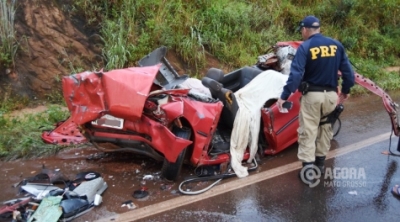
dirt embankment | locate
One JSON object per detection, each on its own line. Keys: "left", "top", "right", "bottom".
{"left": 0, "top": 0, "right": 104, "bottom": 99}
{"left": 0, "top": 1, "right": 226, "bottom": 101}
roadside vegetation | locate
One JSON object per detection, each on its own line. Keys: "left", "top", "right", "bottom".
{"left": 0, "top": 105, "right": 70, "bottom": 160}
{"left": 71, "top": 0, "right": 400, "bottom": 92}
{"left": 0, "top": 0, "right": 17, "bottom": 71}
{"left": 0, "top": 0, "right": 399, "bottom": 159}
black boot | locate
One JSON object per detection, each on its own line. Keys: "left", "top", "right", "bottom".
{"left": 315, "top": 156, "right": 326, "bottom": 175}
{"left": 299, "top": 162, "right": 315, "bottom": 184}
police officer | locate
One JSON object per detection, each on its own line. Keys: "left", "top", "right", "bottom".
{"left": 277, "top": 15, "right": 355, "bottom": 183}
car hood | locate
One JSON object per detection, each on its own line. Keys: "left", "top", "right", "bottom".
{"left": 62, "top": 64, "right": 161, "bottom": 124}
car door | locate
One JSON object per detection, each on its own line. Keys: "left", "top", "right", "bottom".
{"left": 261, "top": 91, "right": 302, "bottom": 154}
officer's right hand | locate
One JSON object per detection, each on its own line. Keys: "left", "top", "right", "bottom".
{"left": 339, "top": 93, "right": 349, "bottom": 103}
{"left": 277, "top": 98, "right": 286, "bottom": 111}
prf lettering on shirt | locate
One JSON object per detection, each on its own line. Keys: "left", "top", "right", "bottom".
{"left": 309, "top": 45, "right": 337, "bottom": 60}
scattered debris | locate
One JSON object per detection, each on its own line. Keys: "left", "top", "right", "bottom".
{"left": 94, "top": 194, "right": 103, "bottom": 206}
{"left": 86, "top": 152, "right": 108, "bottom": 160}
{"left": 74, "top": 171, "right": 101, "bottom": 182}
{"left": 28, "top": 196, "right": 63, "bottom": 222}
{"left": 0, "top": 168, "right": 108, "bottom": 222}
{"left": 160, "top": 184, "right": 173, "bottom": 191}
{"left": 20, "top": 184, "right": 60, "bottom": 200}
{"left": 121, "top": 200, "right": 137, "bottom": 210}
{"left": 132, "top": 187, "right": 149, "bottom": 199}
{"left": 0, "top": 197, "right": 31, "bottom": 215}
{"left": 143, "top": 175, "right": 154, "bottom": 180}
{"left": 13, "top": 210, "right": 22, "bottom": 221}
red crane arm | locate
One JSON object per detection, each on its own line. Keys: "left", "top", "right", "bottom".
{"left": 353, "top": 72, "right": 400, "bottom": 136}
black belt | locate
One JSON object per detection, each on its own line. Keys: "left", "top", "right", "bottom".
{"left": 308, "top": 85, "right": 336, "bottom": 92}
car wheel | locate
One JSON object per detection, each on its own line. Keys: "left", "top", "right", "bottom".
{"left": 332, "top": 118, "right": 341, "bottom": 137}
{"left": 161, "top": 127, "right": 191, "bottom": 181}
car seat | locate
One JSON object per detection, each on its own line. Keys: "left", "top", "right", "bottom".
{"left": 220, "top": 66, "right": 264, "bottom": 92}
{"left": 202, "top": 69, "right": 239, "bottom": 128}
{"left": 138, "top": 46, "right": 188, "bottom": 89}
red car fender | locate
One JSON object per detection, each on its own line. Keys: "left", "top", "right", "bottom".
{"left": 183, "top": 99, "right": 223, "bottom": 165}
{"left": 160, "top": 96, "right": 223, "bottom": 165}
{"left": 160, "top": 98, "right": 185, "bottom": 122}
{"left": 126, "top": 93, "right": 223, "bottom": 164}
{"left": 122, "top": 115, "right": 193, "bottom": 163}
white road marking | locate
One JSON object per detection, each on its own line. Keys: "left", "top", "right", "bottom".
{"left": 96, "top": 131, "right": 392, "bottom": 222}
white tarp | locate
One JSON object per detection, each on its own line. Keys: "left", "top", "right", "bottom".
{"left": 179, "top": 78, "right": 212, "bottom": 97}
{"left": 230, "top": 70, "right": 289, "bottom": 178}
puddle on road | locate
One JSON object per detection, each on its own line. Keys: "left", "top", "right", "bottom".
{"left": 0, "top": 146, "right": 196, "bottom": 221}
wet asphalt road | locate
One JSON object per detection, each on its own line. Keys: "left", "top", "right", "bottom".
{"left": 142, "top": 140, "right": 400, "bottom": 222}
{"left": 137, "top": 90, "right": 400, "bottom": 222}
{"left": 1, "top": 90, "right": 400, "bottom": 222}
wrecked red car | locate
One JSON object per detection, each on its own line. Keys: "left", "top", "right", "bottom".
{"left": 42, "top": 42, "right": 400, "bottom": 181}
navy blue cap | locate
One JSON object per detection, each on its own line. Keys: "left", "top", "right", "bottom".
{"left": 296, "top": 16, "right": 320, "bottom": 31}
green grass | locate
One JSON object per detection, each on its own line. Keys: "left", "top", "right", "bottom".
{"left": 70, "top": 0, "right": 400, "bottom": 78}
{"left": 0, "top": 0, "right": 18, "bottom": 69}
{"left": 0, "top": 105, "right": 75, "bottom": 160}
{"left": 0, "top": 91, "right": 30, "bottom": 113}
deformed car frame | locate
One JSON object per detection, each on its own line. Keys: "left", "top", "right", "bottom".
{"left": 42, "top": 41, "right": 400, "bottom": 181}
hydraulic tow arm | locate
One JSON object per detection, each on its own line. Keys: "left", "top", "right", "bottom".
{"left": 354, "top": 72, "right": 400, "bottom": 136}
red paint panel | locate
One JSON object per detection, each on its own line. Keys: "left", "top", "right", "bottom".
{"left": 62, "top": 71, "right": 106, "bottom": 124}
{"left": 261, "top": 92, "right": 301, "bottom": 154}
{"left": 41, "top": 118, "right": 86, "bottom": 144}
{"left": 102, "top": 65, "right": 161, "bottom": 120}
{"left": 179, "top": 98, "right": 223, "bottom": 165}
{"left": 276, "top": 41, "right": 302, "bottom": 49}
{"left": 161, "top": 99, "right": 184, "bottom": 122}
{"left": 122, "top": 115, "right": 192, "bottom": 162}
{"left": 62, "top": 65, "right": 161, "bottom": 125}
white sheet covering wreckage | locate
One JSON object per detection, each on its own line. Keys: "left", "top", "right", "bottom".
{"left": 230, "top": 70, "right": 289, "bottom": 178}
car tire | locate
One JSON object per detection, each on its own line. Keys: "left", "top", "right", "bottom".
{"left": 161, "top": 127, "right": 191, "bottom": 181}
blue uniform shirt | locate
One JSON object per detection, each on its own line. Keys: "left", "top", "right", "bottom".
{"left": 280, "top": 33, "right": 355, "bottom": 100}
